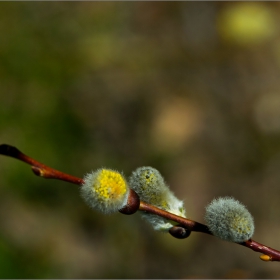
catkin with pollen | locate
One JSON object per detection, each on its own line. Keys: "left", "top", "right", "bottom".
{"left": 128, "top": 166, "right": 186, "bottom": 231}
{"left": 81, "top": 168, "right": 129, "bottom": 214}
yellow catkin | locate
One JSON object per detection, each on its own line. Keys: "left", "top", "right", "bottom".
{"left": 81, "top": 168, "right": 129, "bottom": 214}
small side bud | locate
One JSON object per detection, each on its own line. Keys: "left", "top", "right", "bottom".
{"left": 205, "top": 197, "right": 255, "bottom": 243}
{"left": 119, "top": 189, "right": 140, "bottom": 215}
{"left": 81, "top": 168, "right": 129, "bottom": 214}
{"left": 31, "top": 166, "right": 43, "bottom": 177}
{"left": 169, "top": 225, "right": 191, "bottom": 239}
{"left": 129, "top": 166, "right": 186, "bottom": 231}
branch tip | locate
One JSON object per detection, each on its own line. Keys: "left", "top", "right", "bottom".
{"left": 0, "top": 144, "right": 20, "bottom": 157}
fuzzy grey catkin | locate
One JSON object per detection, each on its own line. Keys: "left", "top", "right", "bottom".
{"left": 128, "top": 166, "right": 186, "bottom": 231}
{"left": 205, "top": 197, "right": 254, "bottom": 243}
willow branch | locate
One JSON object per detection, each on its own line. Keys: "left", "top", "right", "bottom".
{"left": 139, "top": 201, "right": 211, "bottom": 234}
{"left": 0, "top": 144, "right": 279, "bottom": 262}
{"left": 0, "top": 144, "right": 83, "bottom": 185}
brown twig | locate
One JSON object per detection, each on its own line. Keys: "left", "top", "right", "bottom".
{"left": 0, "top": 144, "right": 83, "bottom": 185}
{"left": 242, "top": 240, "right": 280, "bottom": 262}
{"left": 139, "top": 201, "right": 212, "bottom": 234}
{"left": 0, "top": 143, "right": 280, "bottom": 262}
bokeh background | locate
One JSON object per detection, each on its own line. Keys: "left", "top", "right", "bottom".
{"left": 1, "top": 2, "right": 280, "bottom": 278}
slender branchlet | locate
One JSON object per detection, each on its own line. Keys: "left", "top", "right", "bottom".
{"left": 0, "top": 144, "right": 83, "bottom": 185}
{"left": 1, "top": 144, "right": 280, "bottom": 262}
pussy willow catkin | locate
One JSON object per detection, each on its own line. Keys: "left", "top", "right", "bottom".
{"left": 81, "top": 169, "right": 129, "bottom": 214}
{"left": 129, "top": 166, "right": 186, "bottom": 231}
{"left": 205, "top": 197, "right": 254, "bottom": 242}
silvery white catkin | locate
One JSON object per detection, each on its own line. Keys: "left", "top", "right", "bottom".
{"left": 205, "top": 197, "right": 254, "bottom": 243}
{"left": 128, "top": 166, "right": 186, "bottom": 231}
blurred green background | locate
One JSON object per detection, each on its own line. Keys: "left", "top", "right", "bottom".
{"left": 1, "top": 2, "right": 280, "bottom": 278}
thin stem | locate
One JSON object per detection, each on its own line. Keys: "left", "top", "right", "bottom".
{"left": 1, "top": 143, "right": 280, "bottom": 262}
{"left": 0, "top": 144, "right": 83, "bottom": 185}
{"left": 139, "top": 201, "right": 212, "bottom": 234}
{"left": 139, "top": 201, "right": 280, "bottom": 262}
{"left": 242, "top": 239, "right": 280, "bottom": 262}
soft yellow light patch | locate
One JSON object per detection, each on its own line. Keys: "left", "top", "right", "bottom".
{"left": 218, "top": 3, "right": 276, "bottom": 45}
